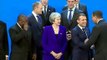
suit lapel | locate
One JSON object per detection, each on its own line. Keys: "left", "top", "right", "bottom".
{"left": 31, "top": 14, "right": 42, "bottom": 30}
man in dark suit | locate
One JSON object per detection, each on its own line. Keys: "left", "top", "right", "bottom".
{"left": 28, "top": 1, "right": 43, "bottom": 60}
{"left": 62, "top": 0, "right": 88, "bottom": 26}
{"left": 0, "top": 20, "right": 8, "bottom": 60}
{"left": 71, "top": 13, "right": 91, "bottom": 60}
{"left": 61, "top": 0, "right": 82, "bottom": 59}
{"left": 9, "top": 14, "right": 32, "bottom": 60}
{"left": 84, "top": 11, "right": 107, "bottom": 60}
{"left": 40, "top": 0, "right": 56, "bottom": 26}
{"left": 74, "top": 0, "right": 88, "bottom": 26}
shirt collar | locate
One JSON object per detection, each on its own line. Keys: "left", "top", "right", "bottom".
{"left": 17, "top": 23, "right": 23, "bottom": 30}
{"left": 78, "top": 24, "right": 85, "bottom": 30}
{"left": 97, "top": 18, "right": 103, "bottom": 24}
{"left": 32, "top": 11, "right": 38, "bottom": 17}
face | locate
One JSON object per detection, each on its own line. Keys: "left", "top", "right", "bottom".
{"left": 34, "top": 4, "right": 43, "bottom": 14}
{"left": 77, "top": 16, "right": 87, "bottom": 27}
{"left": 53, "top": 17, "right": 61, "bottom": 26}
{"left": 41, "top": 0, "right": 48, "bottom": 6}
{"left": 92, "top": 15, "right": 97, "bottom": 24}
{"left": 67, "top": 0, "right": 75, "bottom": 9}
{"left": 19, "top": 19, "right": 27, "bottom": 27}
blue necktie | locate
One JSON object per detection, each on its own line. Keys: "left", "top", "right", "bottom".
{"left": 82, "top": 28, "right": 88, "bottom": 38}
{"left": 68, "top": 10, "right": 72, "bottom": 24}
{"left": 37, "top": 15, "right": 42, "bottom": 25}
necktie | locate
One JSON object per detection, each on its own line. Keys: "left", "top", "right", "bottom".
{"left": 44, "top": 6, "right": 47, "bottom": 15}
{"left": 82, "top": 28, "right": 88, "bottom": 38}
{"left": 37, "top": 15, "right": 42, "bottom": 25}
{"left": 68, "top": 10, "right": 72, "bottom": 24}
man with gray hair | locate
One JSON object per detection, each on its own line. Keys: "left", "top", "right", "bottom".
{"left": 40, "top": 0, "right": 56, "bottom": 26}
{"left": 28, "top": 1, "right": 43, "bottom": 60}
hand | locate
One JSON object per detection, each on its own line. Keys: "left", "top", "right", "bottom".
{"left": 66, "top": 31, "right": 72, "bottom": 41}
{"left": 32, "top": 54, "right": 36, "bottom": 60}
{"left": 23, "top": 24, "right": 28, "bottom": 31}
{"left": 5, "top": 55, "right": 8, "bottom": 60}
{"left": 50, "top": 51, "right": 58, "bottom": 59}
{"left": 84, "top": 38, "right": 89, "bottom": 44}
{"left": 56, "top": 52, "right": 62, "bottom": 59}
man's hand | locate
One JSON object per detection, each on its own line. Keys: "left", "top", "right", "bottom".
{"left": 32, "top": 54, "right": 36, "bottom": 60}
{"left": 23, "top": 23, "right": 28, "bottom": 31}
{"left": 5, "top": 55, "right": 8, "bottom": 60}
{"left": 66, "top": 31, "right": 72, "bottom": 41}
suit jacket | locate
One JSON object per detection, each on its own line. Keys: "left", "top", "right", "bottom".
{"left": 9, "top": 24, "right": 32, "bottom": 60}
{"left": 0, "top": 21, "right": 8, "bottom": 60}
{"left": 62, "top": 3, "right": 88, "bottom": 26}
{"left": 40, "top": 5, "right": 56, "bottom": 26}
{"left": 61, "top": 8, "right": 82, "bottom": 31}
{"left": 42, "top": 25, "right": 67, "bottom": 59}
{"left": 28, "top": 14, "right": 43, "bottom": 53}
{"left": 71, "top": 26, "right": 90, "bottom": 60}
{"left": 85, "top": 20, "right": 107, "bottom": 60}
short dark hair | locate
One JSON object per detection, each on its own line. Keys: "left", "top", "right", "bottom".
{"left": 92, "top": 10, "right": 103, "bottom": 18}
{"left": 78, "top": 13, "right": 86, "bottom": 20}
{"left": 17, "top": 14, "right": 27, "bottom": 22}
{"left": 32, "top": 1, "right": 41, "bottom": 10}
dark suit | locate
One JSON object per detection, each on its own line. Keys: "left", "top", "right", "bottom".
{"left": 62, "top": 3, "right": 88, "bottom": 26}
{"left": 9, "top": 24, "right": 32, "bottom": 60}
{"left": 61, "top": 8, "right": 81, "bottom": 30}
{"left": 28, "top": 14, "right": 43, "bottom": 60}
{"left": 71, "top": 26, "right": 90, "bottom": 60}
{"left": 40, "top": 5, "right": 55, "bottom": 26}
{"left": 42, "top": 25, "right": 67, "bottom": 60}
{"left": 85, "top": 20, "right": 107, "bottom": 60}
{"left": 0, "top": 21, "right": 8, "bottom": 60}
{"left": 61, "top": 8, "right": 81, "bottom": 60}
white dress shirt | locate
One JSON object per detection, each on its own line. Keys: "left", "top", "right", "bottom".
{"left": 67, "top": 7, "right": 75, "bottom": 20}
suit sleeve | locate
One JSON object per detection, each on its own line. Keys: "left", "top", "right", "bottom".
{"left": 61, "top": 27, "right": 67, "bottom": 54}
{"left": 85, "top": 26, "right": 101, "bottom": 48}
{"left": 9, "top": 28, "right": 26, "bottom": 43}
{"left": 71, "top": 29, "right": 85, "bottom": 49}
{"left": 42, "top": 27, "right": 51, "bottom": 53}
{"left": 0, "top": 23, "right": 8, "bottom": 55}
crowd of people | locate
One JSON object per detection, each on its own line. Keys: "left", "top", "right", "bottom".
{"left": 0, "top": 0, "right": 107, "bottom": 60}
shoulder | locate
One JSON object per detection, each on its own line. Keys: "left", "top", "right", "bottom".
{"left": 61, "top": 10, "right": 67, "bottom": 14}
{"left": 44, "top": 25, "right": 51, "bottom": 30}
{"left": 10, "top": 24, "right": 17, "bottom": 30}
{"left": 60, "top": 25, "right": 66, "bottom": 29}
{"left": 28, "top": 14, "right": 34, "bottom": 19}
{"left": 72, "top": 26, "right": 79, "bottom": 33}
{"left": 0, "top": 21, "right": 6, "bottom": 26}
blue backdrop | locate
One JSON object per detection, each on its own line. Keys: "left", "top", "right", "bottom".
{"left": 0, "top": 0, "right": 107, "bottom": 59}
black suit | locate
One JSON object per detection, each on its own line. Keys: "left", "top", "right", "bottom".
{"left": 28, "top": 14, "right": 43, "bottom": 60}
{"left": 85, "top": 20, "right": 107, "bottom": 60}
{"left": 40, "top": 5, "right": 55, "bottom": 26}
{"left": 0, "top": 21, "right": 8, "bottom": 60}
{"left": 61, "top": 8, "right": 81, "bottom": 60}
{"left": 61, "top": 8, "right": 81, "bottom": 30}
{"left": 62, "top": 3, "right": 88, "bottom": 26}
{"left": 9, "top": 24, "right": 32, "bottom": 60}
